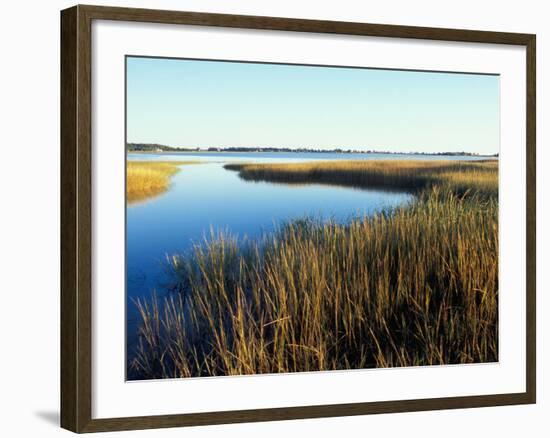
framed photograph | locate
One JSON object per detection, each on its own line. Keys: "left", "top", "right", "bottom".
{"left": 60, "top": 4, "right": 536, "bottom": 433}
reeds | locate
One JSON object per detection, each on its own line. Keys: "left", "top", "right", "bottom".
{"left": 225, "top": 159, "right": 498, "bottom": 197}
{"left": 130, "top": 160, "right": 498, "bottom": 379}
{"left": 127, "top": 161, "right": 199, "bottom": 204}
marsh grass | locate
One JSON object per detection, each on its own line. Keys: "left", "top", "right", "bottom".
{"left": 127, "top": 161, "right": 200, "bottom": 203}
{"left": 131, "top": 160, "right": 498, "bottom": 379}
{"left": 225, "top": 159, "right": 498, "bottom": 198}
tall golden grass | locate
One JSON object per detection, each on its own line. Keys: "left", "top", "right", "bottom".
{"left": 127, "top": 161, "right": 199, "bottom": 204}
{"left": 131, "top": 160, "right": 498, "bottom": 379}
{"left": 225, "top": 159, "right": 498, "bottom": 197}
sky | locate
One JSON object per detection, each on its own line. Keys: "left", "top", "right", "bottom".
{"left": 126, "top": 56, "right": 500, "bottom": 154}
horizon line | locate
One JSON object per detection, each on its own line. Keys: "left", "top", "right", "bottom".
{"left": 126, "top": 143, "right": 499, "bottom": 156}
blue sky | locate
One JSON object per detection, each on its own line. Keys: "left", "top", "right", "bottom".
{"left": 126, "top": 56, "right": 499, "bottom": 154}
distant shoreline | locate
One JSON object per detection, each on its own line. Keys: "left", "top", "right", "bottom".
{"left": 127, "top": 145, "right": 498, "bottom": 158}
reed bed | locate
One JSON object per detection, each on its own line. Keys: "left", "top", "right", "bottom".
{"left": 131, "top": 160, "right": 498, "bottom": 379}
{"left": 127, "top": 161, "right": 199, "bottom": 203}
{"left": 225, "top": 159, "right": 498, "bottom": 197}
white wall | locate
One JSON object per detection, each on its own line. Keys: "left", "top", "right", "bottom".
{"left": 0, "top": 0, "right": 546, "bottom": 436}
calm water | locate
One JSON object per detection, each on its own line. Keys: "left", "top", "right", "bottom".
{"left": 126, "top": 152, "right": 487, "bottom": 360}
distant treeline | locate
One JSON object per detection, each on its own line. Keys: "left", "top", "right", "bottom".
{"left": 127, "top": 143, "right": 200, "bottom": 152}
{"left": 127, "top": 143, "right": 497, "bottom": 157}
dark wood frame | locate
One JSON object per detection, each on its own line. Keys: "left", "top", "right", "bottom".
{"left": 61, "top": 4, "right": 536, "bottom": 433}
